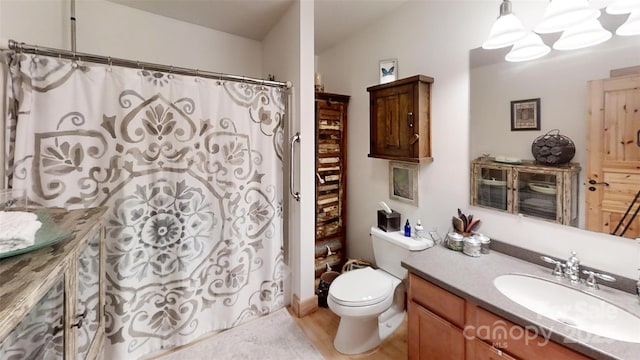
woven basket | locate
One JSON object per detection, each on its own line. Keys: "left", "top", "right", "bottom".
{"left": 531, "top": 129, "right": 575, "bottom": 165}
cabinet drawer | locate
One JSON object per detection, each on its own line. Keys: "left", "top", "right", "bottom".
{"left": 409, "top": 273, "right": 465, "bottom": 328}
{"left": 470, "top": 306, "right": 590, "bottom": 360}
{"left": 468, "top": 338, "right": 517, "bottom": 360}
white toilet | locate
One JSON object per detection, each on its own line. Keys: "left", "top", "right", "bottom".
{"left": 327, "top": 226, "right": 430, "bottom": 355}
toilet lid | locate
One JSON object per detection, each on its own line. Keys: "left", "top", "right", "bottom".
{"left": 329, "top": 267, "right": 393, "bottom": 306}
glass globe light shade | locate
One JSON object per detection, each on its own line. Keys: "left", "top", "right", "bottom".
{"left": 589, "top": 0, "right": 614, "bottom": 9}
{"left": 553, "top": 19, "right": 612, "bottom": 50}
{"left": 505, "top": 33, "right": 551, "bottom": 62}
{"left": 483, "top": 13, "right": 528, "bottom": 49}
{"left": 535, "top": 0, "right": 601, "bottom": 34}
{"left": 606, "top": 0, "right": 640, "bottom": 14}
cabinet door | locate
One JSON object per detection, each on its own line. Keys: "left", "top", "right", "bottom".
{"left": 371, "top": 83, "right": 415, "bottom": 159}
{"left": 467, "top": 338, "right": 517, "bottom": 360}
{"left": 472, "top": 163, "right": 511, "bottom": 211}
{"left": 75, "top": 232, "right": 102, "bottom": 360}
{"left": 0, "top": 278, "right": 65, "bottom": 359}
{"left": 515, "top": 169, "right": 559, "bottom": 222}
{"left": 408, "top": 301, "right": 465, "bottom": 360}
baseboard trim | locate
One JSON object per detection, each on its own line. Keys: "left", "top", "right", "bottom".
{"left": 292, "top": 294, "right": 318, "bottom": 317}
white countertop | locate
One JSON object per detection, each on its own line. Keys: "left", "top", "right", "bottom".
{"left": 401, "top": 244, "right": 640, "bottom": 360}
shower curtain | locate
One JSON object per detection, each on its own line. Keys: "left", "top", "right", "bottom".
{"left": 2, "top": 51, "right": 287, "bottom": 359}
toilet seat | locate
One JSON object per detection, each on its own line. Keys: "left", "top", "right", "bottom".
{"left": 329, "top": 267, "right": 393, "bottom": 306}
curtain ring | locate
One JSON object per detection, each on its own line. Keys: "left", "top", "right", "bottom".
{"left": 71, "top": 52, "right": 78, "bottom": 68}
{"left": 106, "top": 56, "right": 112, "bottom": 72}
{"left": 195, "top": 69, "right": 200, "bottom": 82}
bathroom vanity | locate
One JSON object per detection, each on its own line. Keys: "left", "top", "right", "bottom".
{"left": 0, "top": 207, "right": 107, "bottom": 359}
{"left": 403, "top": 244, "right": 640, "bottom": 359}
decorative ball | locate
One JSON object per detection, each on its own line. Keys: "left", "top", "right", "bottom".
{"left": 531, "top": 129, "right": 575, "bottom": 165}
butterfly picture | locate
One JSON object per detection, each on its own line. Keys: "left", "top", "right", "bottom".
{"left": 379, "top": 59, "right": 398, "bottom": 84}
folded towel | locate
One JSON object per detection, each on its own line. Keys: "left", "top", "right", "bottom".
{"left": 0, "top": 211, "right": 42, "bottom": 252}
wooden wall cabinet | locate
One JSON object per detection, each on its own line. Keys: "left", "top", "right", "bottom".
{"left": 367, "top": 75, "right": 433, "bottom": 163}
{"left": 314, "top": 92, "right": 349, "bottom": 276}
{"left": 471, "top": 157, "right": 580, "bottom": 226}
{"left": 0, "top": 207, "right": 107, "bottom": 360}
{"left": 408, "top": 273, "right": 589, "bottom": 360}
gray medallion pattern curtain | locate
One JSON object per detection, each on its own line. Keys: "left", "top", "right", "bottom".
{"left": 2, "top": 51, "right": 287, "bottom": 359}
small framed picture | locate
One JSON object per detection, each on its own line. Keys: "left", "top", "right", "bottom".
{"left": 389, "top": 161, "right": 419, "bottom": 206}
{"left": 511, "top": 98, "right": 541, "bottom": 131}
{"left": 379, "top": 59, "right": 398, "bottom": 84}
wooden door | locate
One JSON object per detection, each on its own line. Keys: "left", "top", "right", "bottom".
{"left": 586, "top": 75, "right": 640, "bottom": 238}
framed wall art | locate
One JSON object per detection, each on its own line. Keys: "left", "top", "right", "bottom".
{"left": 511, "top": 98, "right": 540, "bottom": 131}
{"left": 389, "top": 161, "right": 418, "bottom": 206}
{"left": 379, "top": 58, "right": 398, "bottom": 84}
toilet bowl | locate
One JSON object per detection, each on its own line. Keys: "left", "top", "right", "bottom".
{"left": 327, "top": 267, "right": 405, "bottom": 354}
{"left": 327, "top": 227, "right": 429, "bottom": 355}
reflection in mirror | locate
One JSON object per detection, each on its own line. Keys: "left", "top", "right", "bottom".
{"left": 469, "top": 13, "right": 640, "bottom": 237}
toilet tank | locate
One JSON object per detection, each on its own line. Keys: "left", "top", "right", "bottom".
{"left": 370, "top": 226, "right": 430, "bottom": 279}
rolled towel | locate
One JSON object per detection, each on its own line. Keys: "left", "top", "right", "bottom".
{"left": 0, "top": 211, "right": 42, "bottom": 252}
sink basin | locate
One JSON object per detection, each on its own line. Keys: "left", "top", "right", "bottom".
{"left": 493, "top": 274, "right": 640, "bottom": 343}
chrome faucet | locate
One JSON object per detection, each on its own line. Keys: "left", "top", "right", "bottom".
{"left": 564, "top": 251, "right": 580, "bottom": 285}
{"left": 582, "top": 269, "right": 616, "bottom": 290}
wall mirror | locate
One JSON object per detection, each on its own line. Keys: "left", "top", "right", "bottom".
{"left": 469, "top": 13, "right": 640, "bottom": 237}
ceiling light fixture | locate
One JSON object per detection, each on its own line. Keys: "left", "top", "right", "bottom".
{"left": 589, "top": 0, "right": 615, "bottom": 10}
{"left": 535, "top": 0, "right": 601, "bottom": 34}
{"left": 482, "top": 0, "right": 528, "bottom": 49}
{"left": 606, "top": 0, "right": 640, "bottom": 14}
{"left": 616, "top": 11, "right": 640, "bottom": 35}
{"left": 553, "top": 19, "right": 613, "bottom": 50}
{"left": 505, "top": 32, "right": 551, "bottom": 62}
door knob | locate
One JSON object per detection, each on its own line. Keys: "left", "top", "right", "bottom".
{"left": 588, "top": 179, "right": 609, "bottom": 186}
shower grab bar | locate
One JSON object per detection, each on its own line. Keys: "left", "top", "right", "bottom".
{"left": 289, "top": 132, "right": 301, "bottom": 201}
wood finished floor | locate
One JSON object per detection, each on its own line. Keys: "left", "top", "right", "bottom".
{"left": 288, "top": 306, "right": 408, "bottom": 360}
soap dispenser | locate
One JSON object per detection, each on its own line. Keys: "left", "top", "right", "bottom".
{"left": 414, "top": 220, "right": 424, "bottom": 240}
{"left": 404, "top": 220, "right": 411, "bottom": 237}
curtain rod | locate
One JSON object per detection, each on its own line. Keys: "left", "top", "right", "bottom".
{"left": 5, "top": 39, "right": 292, "bottom": 89}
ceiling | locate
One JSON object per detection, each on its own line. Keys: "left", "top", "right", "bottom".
{"left": 108, "top": 0, "right": 408, "bottom": 53}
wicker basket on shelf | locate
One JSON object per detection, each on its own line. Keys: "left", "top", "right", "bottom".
{"left": 531, "top": 129, "right": 575, "bottom": 165}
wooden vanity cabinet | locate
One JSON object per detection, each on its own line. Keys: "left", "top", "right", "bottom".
{"left": 314, "top": 92, "right": 349, "bottom": 276}
{"left": 367, "top": 75, "right": 433, "bottom": 163}
{"left": 471, "top": 157, "right": 580, "bottom": 225}
{"left": 408, "top": 275, "right": 465, "bottom": 359}
{"left": 408, "top": 273, "right": 590, "bottom": 360}
{"left": 0, "top": 207, "right": 107, "bottom": 360}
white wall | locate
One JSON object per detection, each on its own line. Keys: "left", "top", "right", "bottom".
{"left": 263, "top": 0, "right": 316, "bottom": 304}
{"left": 0, "top": 0, "right": 263, "bottom": 77}
{"left": 318, "top": 1, "right": 640, "bottom": 278}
